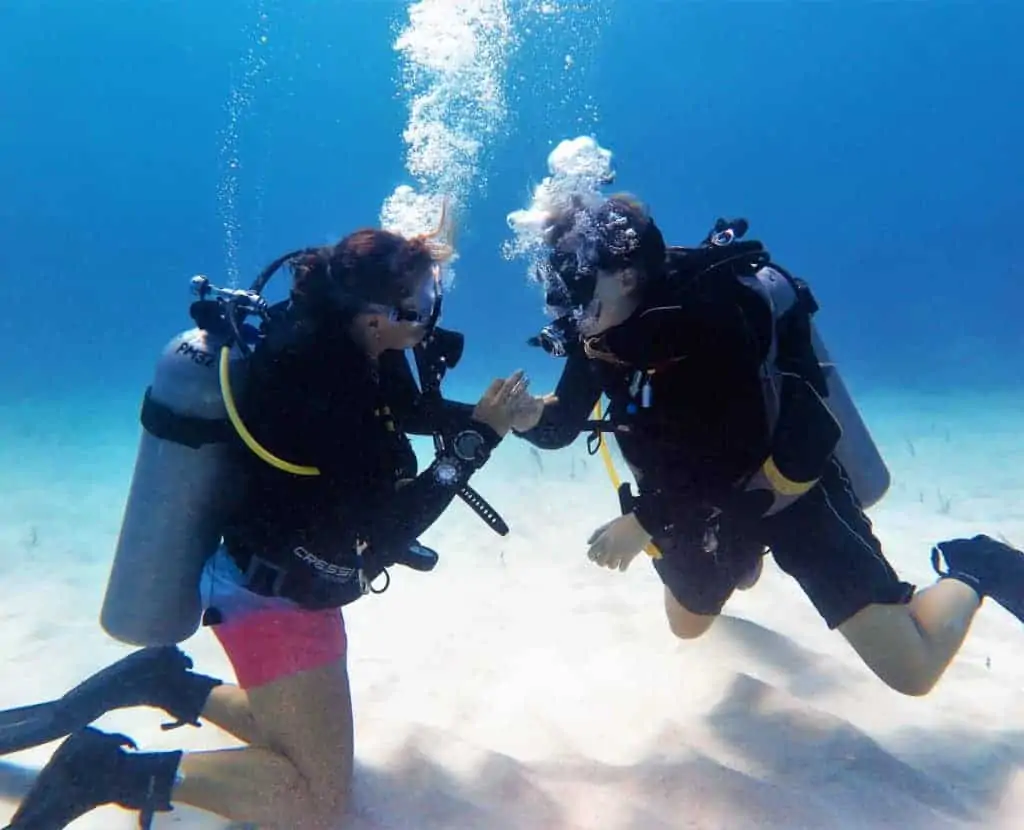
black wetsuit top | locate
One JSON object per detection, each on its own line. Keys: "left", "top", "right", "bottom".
{"left": 518, "top": 282, "right": 773, "bottom": 537}
{"left": 221, "top": 308, "right": 499, "bottom": 607}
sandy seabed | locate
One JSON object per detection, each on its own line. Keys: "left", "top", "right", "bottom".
{"left": 0, "top": 389, "right": 1021, "bottom": 829}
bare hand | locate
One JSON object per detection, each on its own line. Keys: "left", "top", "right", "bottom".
{"left": 509, "top": 392, "right": 558, "bottom": 433}
{"left": 586, "top": 513, "right": 653, "bottom": 572}
{"left": 472, "top": 370, "right": 531, "bottom": 437}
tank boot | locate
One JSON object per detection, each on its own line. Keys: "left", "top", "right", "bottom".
{"left": 932, "top": 534, "right": 1024, "bottom": 622}
{"left": 0, "top": 647, "right": 221, "bottom": 756}
{"left": 2, "top": 727, "right": 181, "bottom": 830}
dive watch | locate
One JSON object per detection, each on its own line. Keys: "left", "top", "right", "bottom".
{"left": 451, "top": 428, "right": 489, "bottom": 464}
{"left": 433, "top": 458, "right": 461, "bottom": 486}
{"left": 432, "top": 428, "right": 490, "bottom": 487}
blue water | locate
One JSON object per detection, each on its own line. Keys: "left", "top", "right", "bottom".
{"left": 2, "top": 6, "right": 1024, "bottom": 825}
{"left": 3, "top": 1, "right": 1021, "bottom": 411}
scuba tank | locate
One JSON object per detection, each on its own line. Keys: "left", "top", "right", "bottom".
{"left": 99, "top": 319, "right": 249, "bottom": 646}
{"left": 100, "top": 257, "right": 290, "bottom": 647}
{"left": 101, "top": 246, "right": 511, "bottom": 646}
{"left": 742, "top": 262, "right": 890, "bottom": 509}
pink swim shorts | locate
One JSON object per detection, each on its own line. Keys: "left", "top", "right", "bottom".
{"left": 201, "top": 548, "right": 348, "bottom": 689}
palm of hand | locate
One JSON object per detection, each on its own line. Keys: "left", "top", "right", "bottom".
{"left": 510, "top": 394, "right": 556, "bottom": 433}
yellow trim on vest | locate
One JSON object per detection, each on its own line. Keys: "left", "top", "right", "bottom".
{"left": 761, "top": 455, "right": 817, "bottom": 497}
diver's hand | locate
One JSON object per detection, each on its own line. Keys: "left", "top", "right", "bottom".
{"left": 509, "top": 392, "right": 558, "bottom": 433}
{"left": 472, "top": 370, "right": 530, "bottom": 438}
{"left": 586, "top": 513, "right": 652, "bottom": 572}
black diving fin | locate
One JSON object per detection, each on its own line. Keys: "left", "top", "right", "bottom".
{"left": 2, "top": 726, "right": 181, "bottom": 830}
{"left": 0, "top": 701, "right": 65, "bottom": 756}
{"left": 0, "top": 646, "right": 221, "bottom": 757}
{"left": 0, "top": 701, "right": 60, "bottom": 729}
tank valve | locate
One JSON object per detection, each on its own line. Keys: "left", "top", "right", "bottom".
{"left": 190, "top": 275, "right": 268, "bottom": 315}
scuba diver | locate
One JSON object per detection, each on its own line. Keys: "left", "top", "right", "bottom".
{"left": 511, "top": 192, "right": 1024, "bottom": 698}
{"left": 1, "top": 221, "right": 535, "bottom": 829}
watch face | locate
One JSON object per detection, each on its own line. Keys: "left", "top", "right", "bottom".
{"left": 453, "top": 430, "right": 485, "bottom": 462}
{"left": 434, "top": 459, "right": 459, "bottom": 485}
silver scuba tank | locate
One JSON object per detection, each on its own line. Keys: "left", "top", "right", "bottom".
{"left": 745, "top": 265, "right": 891, "bottom": 509}
{"left": 100, "top": 320, "right": 248, "bottom": 647}
{"left": 808, "top": 327, "right": 891, "bottom": 508}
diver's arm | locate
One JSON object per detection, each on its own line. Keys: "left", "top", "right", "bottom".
{"left": 311, "top": 400, "right": 503, "bottom": 558}
{"left": 351, "top": 428, "right": 501, "bottom": 554}
{"left": 514, "top": 350, "right": 603, "bottom": 450}
{"left": 240, "top": 343, "right": 505, "bottom": 563}
{"left": 378, "top": 348, "right": 479, "bottom": 437}
{"left": 404, "top": 397, "right": 478, "bottom": 437}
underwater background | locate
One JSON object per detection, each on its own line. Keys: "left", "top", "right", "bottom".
{"left": 2, "top": 4, "right": 1024, "bottom": 828}
{"left": 3, "top": 2, "right": 1021, "bottom": 412}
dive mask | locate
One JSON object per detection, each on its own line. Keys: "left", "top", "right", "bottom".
{"left": 538, "top": 245, "right": 607, "bottom": 330}
{"left": 541, "top": 223, "right": 644, "bottom": 316}
{"left": 325, "top": 260, "right": 442, "bottom": 340}
{"left": 371, "top": 264, "right": 443, "bottom": 330}
{"left": 531, "top": 241, "right": 616, "bottom": 355}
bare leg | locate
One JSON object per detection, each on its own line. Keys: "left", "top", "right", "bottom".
{"left": 838, "top": 577, "right": 981, "bottom": 696}
{"left": 198, "top": 684, "right": 262, "bottom": 745}
{"left": 173, "top": 657, "right": 355, "bottom": 829}
{"left": 663, "top": 587, "right": 718, "bottom": 639}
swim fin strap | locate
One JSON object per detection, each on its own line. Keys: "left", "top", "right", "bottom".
{"left": 0, "top": 646, "right": 220, "bottom": 757}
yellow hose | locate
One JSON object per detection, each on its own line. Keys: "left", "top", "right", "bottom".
{"left": 219, "top": 346, "right": 321, "bottom": 477}
{"left": 220, "top": 342, "right": 664, "bottom": 549}
{"left": 592, "top": 399, "right": 662, "bottom": 559}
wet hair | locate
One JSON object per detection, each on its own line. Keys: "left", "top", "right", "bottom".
{"left": 289, "top": 224, "right": 452, "bottom": 323}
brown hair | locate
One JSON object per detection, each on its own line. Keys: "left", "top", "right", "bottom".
{"left": 291, "top": 203, "right": 454, "bottom": 319}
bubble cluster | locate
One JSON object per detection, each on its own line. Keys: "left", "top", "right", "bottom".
{"left": 380, "top": 0, "right": 516, "bottom": 285}
{"left": 507, "top": 0, "right": 611, "bottom": 134}
{"left": 216, "top": 4, "right": 272, "bottom": 288}
{"left": 502, "top": 134, "right": 619, "bottom": 308}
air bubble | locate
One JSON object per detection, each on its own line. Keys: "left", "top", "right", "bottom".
{"left": 216, "top": 0, "right": 272, "bottom": 287}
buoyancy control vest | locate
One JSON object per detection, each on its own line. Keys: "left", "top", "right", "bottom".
{"left": 100, "top": 254, "right": 507, "bottom": 647}
{"left": 537, "top": 217, "right": 891, "bottom": 523}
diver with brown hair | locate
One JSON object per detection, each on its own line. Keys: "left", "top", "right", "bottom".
{"left": 1, "top": 219, "right": 535, "bottom": 829}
